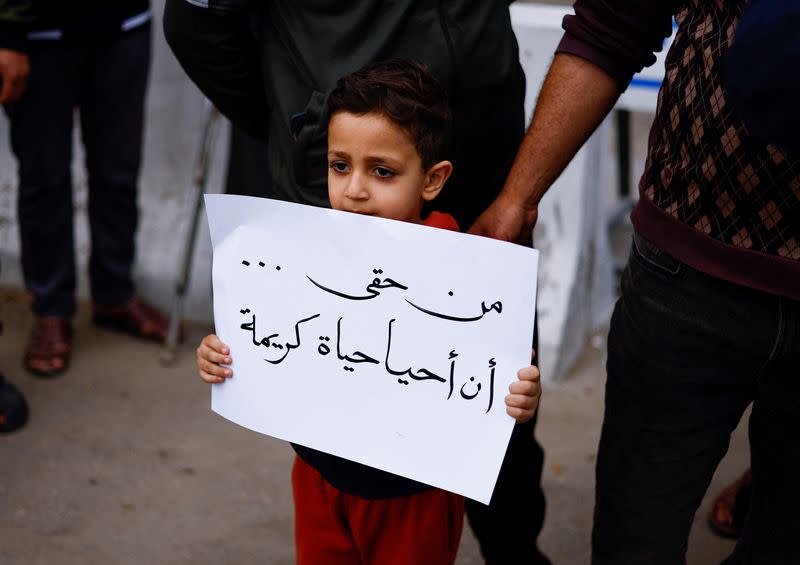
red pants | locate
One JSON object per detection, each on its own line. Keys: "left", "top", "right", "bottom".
{"left": 292, "top": 456, "right": 465, "bottom": 565}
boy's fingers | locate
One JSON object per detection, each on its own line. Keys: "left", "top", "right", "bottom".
{"left": 202, "top": 334, "right": 230, "bottom": 355}
{"left": 199, "top": 358, "right": 232, "bottom": 378}
{"left": 517, "top": 366, "right": 541, "bottom": 381}
{"left": 508, "top": 380, "right": 539, "bottom": 396}
{"left": 197, "top": 345, "right": 231, "bottom": 366}
{"left": 199, "top": 370, "right": 225, "bottom": 384}
{"left": 506, "top": 405, "right": 534, "bottom": 423}
{"left": 505, "top": 393, "right": 537, "bottom": 409}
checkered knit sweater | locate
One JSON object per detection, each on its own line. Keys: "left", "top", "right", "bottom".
{"left": 559, "top": 0, "right": 800, "bottom": 300}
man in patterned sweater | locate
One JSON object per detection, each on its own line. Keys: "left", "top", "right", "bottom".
{"left": 471, "top": 1, "right": 799, "bottom": 563}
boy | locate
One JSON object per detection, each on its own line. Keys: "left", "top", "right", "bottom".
{"left": 196, "top": 60, "right": 541, "bottom": 565}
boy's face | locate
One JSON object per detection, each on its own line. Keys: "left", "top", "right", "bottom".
{"left": 327, "top": 111, "right": 450, "bottom": 223}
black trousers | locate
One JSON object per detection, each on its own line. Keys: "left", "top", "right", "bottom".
{"left": 5, "top": 25, "right": 151, "bottom": 318}
{"left": 467, "top": 324, "right": 549, "bottom": 565}
{"left": 593, "top": 231, "right": 800, "bottom": 565}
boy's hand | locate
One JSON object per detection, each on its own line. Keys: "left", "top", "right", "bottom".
{"left": 197, "top": 334, "right": 233, "bottom": 384}
{"left": 505, "top": 364, "right": 541, "bottom": 424}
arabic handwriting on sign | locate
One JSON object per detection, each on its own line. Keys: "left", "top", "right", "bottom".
{"left": 242, "top": 259, "right": 281, "bottom": 270}
{"left": 486, "top": 358, "right": 496, "bottom": 413}
{"left": 447, "top": 350, "right": 458, "bottom": 400}
{"left": 385, "top": 318, "right": 446, "bottom": 383}
{"left": 306, "top": 268, "right": 408, "bottom": 301}
{"left": 238, "top": 313, "right": 278, "bottom": 348}
{"left": 460, "top": 377, "right": 482, "bottom": 400}
{"left": 404, "top": 299, "right": 503, "bottom": 322}
{"left": 239, "top": 309, "right": 321, "bottom": 365}
{"left": 237, "top": 305, "right": 498, "bottom": 412}
{"left": 456, "top": 358, "right": 497, "bottom": 412}
{"left": 336, "top": 317, "right": 380, "bottom": 372}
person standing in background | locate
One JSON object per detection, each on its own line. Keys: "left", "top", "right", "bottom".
{"left": 0, "top": 1, "right": 168, "bottom": 378}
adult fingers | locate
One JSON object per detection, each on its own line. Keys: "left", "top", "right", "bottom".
{"left": 7, "top": 73, "right": 27, "bottom": 102}
{"left": 0, "top": 76, "right": 11, "bottom": 104}
{"left": 0, "top": 51, "right": 29, "bottom": 103}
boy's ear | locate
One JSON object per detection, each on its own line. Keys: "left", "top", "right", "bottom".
{"left": 421, "top": 160, "right": 453, "bottom": 202}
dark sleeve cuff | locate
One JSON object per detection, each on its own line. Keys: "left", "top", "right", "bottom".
{"left": 0, "top": 22, "right": 28, "bottom": 53}
{"left": 555, "top": 1, "right": 675, "bottom": 92}
{"left": 185, "top": 0, "right": 249, "bottom": 15}
{"left": 556, "top": 31, "right": 635, "bottom": 90}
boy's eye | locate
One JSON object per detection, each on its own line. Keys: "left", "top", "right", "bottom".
{"left": 330, "top": 162, "right": 349, "bottom": 173}
{"left": 374, "top": 167, "right": 394, "bottom": 178}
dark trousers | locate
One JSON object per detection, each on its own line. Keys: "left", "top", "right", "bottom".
{"left": 5, "top": 25, "right": 151, "bottom": 318}
{"left": 469, "top": 393, "right": 549, "bottom": 565}
{"left": 593, "top": 231, "right": 800, "bottom": 565}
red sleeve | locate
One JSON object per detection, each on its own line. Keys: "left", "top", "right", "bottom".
{"left": 556, "top": 0, "right": 677, "bottom": 90}
{"left": 423, "top": 211, "right": 460, "bottom": 232}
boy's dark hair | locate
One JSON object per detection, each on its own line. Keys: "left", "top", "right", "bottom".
{"left": 328, "top": 59, "right": 451, "bottom": 170}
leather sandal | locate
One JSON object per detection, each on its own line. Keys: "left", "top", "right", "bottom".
{"left": 708, "top": 469, "right": 752, "bottom": 539}
{"left": 92, "top": 297, "right": 169, "bottom": 343}
{"left": 24, "top": 317, "right": 72, "bottom": 377}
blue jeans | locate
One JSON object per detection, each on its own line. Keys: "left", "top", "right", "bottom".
{"left": 592, "top": 231, "right": 800, "bottom": 565}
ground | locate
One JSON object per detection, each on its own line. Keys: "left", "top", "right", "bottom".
{"left": 0, "top": 286, "right": 748, "bottom": 564}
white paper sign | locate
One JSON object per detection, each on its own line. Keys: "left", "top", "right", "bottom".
{"left": 205, "top": 194, "right": 538, "bottom": 503}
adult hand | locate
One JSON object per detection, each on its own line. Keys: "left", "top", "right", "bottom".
{"left": 0, "top": 49, "right": 30, "bottom": 104}
{"left": 468, "top": 191, "right": 538, "bottom": 244}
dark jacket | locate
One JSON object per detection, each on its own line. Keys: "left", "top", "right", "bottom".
{"left": 164, "top": 0, "right": 522, "bottom": 208}
{"left": 0, "top": 0, "right": 150, "bottom": 52}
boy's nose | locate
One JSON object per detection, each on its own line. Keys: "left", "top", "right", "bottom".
{"left": 344, "top": 172, "right": 369, "bottom": 200}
